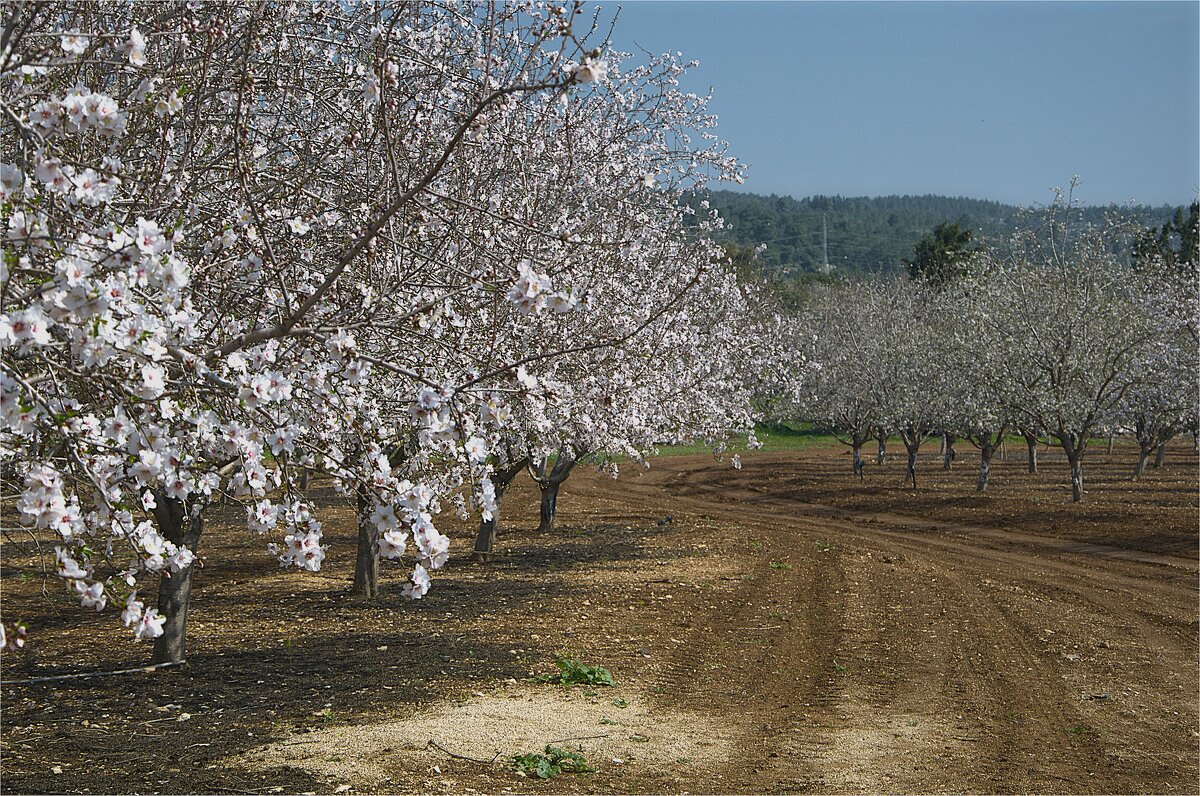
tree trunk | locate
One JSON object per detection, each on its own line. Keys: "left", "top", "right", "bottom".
{"left": 902, "top": 437, "right": 920, "bottom": 489}
{"left": 1064, "top": 446, "right": 1085, "bottom": 503}
{"left": 473, "top": 482, "right": 509, "bottom": 559}
{"left": 976, "top": 445, "right": 994, "bottom": 492}
{"left": 999, "top": 439, "right": 1006, "bottom": 461}
{"left": 531, "top": 449, "right": 580, "bottom": 534}
{"left": 852, "top": 441, "right": 864, "bottom": 481}
{"left": 151, "top": 495, "right": 205, "bottom": 664}
{"left": 875, "top": 432, "right": 886, "bottom": 466}
{"left": 1131, "top": 446, "right": 1152, "bottom": 481}
{"left": 1024, "top": 434, "right": 1038, "bottom": 474}
{"left": 474, "top": 512, "right": 500, "bottom": 560}
{"left": 472, "top": 458, "right": 527, "bottom": 561}
{"left": 537, "top": 481, "right": 560, "bottom": 533}
{"left": 299, "top": 466, "right": 309, "bottom": 491}
{"left": 351, "top": 489, "right": 379, "bottom": 598}
{"left": 1105, "top": 430, "right": 1115, "bottom": 455}
{"left": 942, "top": 434, "right": 957, "bottom": 470}
{"left": 1153, "top": 442, "right": 1167, "bottom": 468}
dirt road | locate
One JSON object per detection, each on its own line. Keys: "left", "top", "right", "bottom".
{"left": 546, "top": 450, "right": 1199, "bottom": 793}
{"left": 2, "top": 447, "right": 1196, "bottom": 794}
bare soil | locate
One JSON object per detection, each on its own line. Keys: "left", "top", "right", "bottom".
{"left": 2, "top": 442, "right": 1196, "bottom": 794}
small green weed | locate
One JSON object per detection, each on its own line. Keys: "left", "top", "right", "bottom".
{"left": 769, "top": 561, "right": 792, "bottom": 571}
{"left": 535, "top": 656, "right": 615, "bottom": 687}
{"left": 833, "top": 661, "right": 848, "bottom": 673}
{"left": 816, "top": 540, "right": 833, "bottom": 552}
{"left": 611, "top": 697, "right": 629, "bottom": 708}
{"left": 513, "top": 746, "right": 592, "bottom": 779}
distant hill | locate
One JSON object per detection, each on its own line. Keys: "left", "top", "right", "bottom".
{"left": 701, "top": 190, "right": 1179, "bottom": 276}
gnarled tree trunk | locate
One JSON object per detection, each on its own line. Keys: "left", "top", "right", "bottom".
{"left": 538, "top": 482, "right": 559, "bottom": 532}
{"left": 976, "top": 444, "right": 995, "bottom": 492}
{"left": 151, "top": 494, "right": 205, "bottom": 664}
{"left": 472, "top": 456, "right": 530, "bottom": 561}
{"left": 351, "top": 442, "right": 414, "bottom": 596}
{"left": 1062, "top": 437, "right": 1086, "bottom": 502}
{"left": 1153, "top": 442, "right": 1167, "bottom": 468}
{"left": 530, "top": 448, "right": 582, "bottom": 533}
{"left": 900, "top": 427, "right": 922, "bottom": 489}
{"left": 351, "top": 488, "right": 379, "bottom": 598}
{"left": 1023, "top": 432, "right": 1039, "bottom": 474}
{"left": 942, "top": 434, "right": 957, "bottom": 470}
{"left": 875, "top": 430, "right": 887, "bottom": 466}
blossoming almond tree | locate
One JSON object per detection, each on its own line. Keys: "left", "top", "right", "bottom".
{"left": 1119, "top": 257, "right": 1199, "bottom": 480}
{"left": 977, "top": 187, "right": 1159, "bottom": 502}
{"left": 781, "top": 280, "right": 891, "bottom": 480}
{"left": 334, "top": 43, "right": 750, "bottom": 584}
{"left": 0, "top": 0, "right": 604, "bottom": 660}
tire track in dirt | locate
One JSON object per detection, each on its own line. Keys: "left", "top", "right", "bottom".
{"left": 568, "top": 456, "right": 1199, "bottom": 793}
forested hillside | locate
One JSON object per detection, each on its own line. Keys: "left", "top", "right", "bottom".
{"left": 704, "top": 190, "right": 1179, "bottom": 275}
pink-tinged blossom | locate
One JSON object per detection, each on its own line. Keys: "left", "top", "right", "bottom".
{"left": 413, "top": 520, "right": 450, "bottom": 569}
{"left": 133, "top": 609, "right": 165, "bottom": 640}
{"left": 268, "top": 428, "right": 295, "bottom": 456}
{"left": 505, "top": 260, "right": 552, "bottom": 314}
{"left": 286, "top": 217, "right": 310, "bottom": 236}
{"left": 248, "top": 500, "right": 280, "bottom": 534}
{"left": 377, "top": 529, "right": 408, "bottom": 559}
{"left": 134, "top": 218, "right": 165, "bottom": 254}
{"left": 4, "top": 308, "right": 53, "bottom": 349}
{"left": 75, "top": 580, "right": 106, "bottom": 611}
{"left": 0, "top": 163, "right": 23, "bottom": 200}
{"left": 402, "top": 564, "right": 431, "bottom": 599}
{"left": 135, "top": 364, "right": 166, "bottom": 400}
{"left": 121, "top": 593, "right": 144, "bottom": 627}
{"left": 370, "top": 503, "right": 400, "bottom": 533}
{"left": 363, "top": 75, "right": 380, "bottom": 105}
{"left": 166, "top": 545, "right": 195, "bottom": 573}
{"left": 279, "top": 525, "right": 326, "bottom": 572}
{"left": 56, "top": 548, "right": 88, "bottom": 579}
{"left": 464, "top": 436, "right": 488, "bottom": 463}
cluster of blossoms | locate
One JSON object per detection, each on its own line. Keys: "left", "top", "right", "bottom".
{"left": 505, "top": 260, "right": 581, "bottom": 315}
{"left": 1, "top": 0, "right": 769, "bottom": 664}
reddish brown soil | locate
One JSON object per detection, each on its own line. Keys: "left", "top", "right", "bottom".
{"left": 2, "top": 443, "right": 1196, "bottom": 794}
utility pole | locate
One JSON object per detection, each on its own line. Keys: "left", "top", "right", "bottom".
{"left": 820, "top": 214, "right": 832, "bottom": 274}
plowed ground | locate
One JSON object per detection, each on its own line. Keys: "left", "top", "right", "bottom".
{"left": 2, "top": 442, "right": 1196, "bottom": 794}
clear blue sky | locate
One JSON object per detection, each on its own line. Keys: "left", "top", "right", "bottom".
{"left": 596, "top": 1, "right": 1199, "bottom": 207}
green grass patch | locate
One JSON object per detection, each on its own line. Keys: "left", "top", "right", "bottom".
{"left": 653, "top": 421, "right": 840, "bottom": 457}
